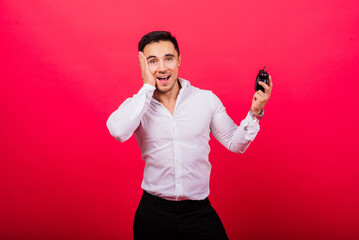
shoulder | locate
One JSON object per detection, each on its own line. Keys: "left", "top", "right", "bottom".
{"left": 180, "top": 78, "right": 215, "bottom": 97}
{"left": 179, "top": 78, "right": 222, "bottom": 109}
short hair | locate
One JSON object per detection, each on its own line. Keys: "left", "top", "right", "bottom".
{"left": 138, "top": 31, "right": 180, "bottom": 55}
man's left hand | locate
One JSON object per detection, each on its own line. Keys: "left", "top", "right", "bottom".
{"left": 251, "top": 75, "right": 273, "bottom": 115}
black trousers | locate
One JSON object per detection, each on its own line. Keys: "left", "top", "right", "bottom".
{"left": 133, "top": 191, "right": 229, "bottom": 240}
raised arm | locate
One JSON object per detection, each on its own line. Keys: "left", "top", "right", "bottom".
{"left": 210, "top": 76, "right": 273, "bottom": 153}
{"left": 106, "top": 52, "right": 156, "bottom": 142}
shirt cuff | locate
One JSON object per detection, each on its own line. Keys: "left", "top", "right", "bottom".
{"left": 249, "top": 109, "right": 264, "bottom": 120}
{"left": 138, "top": 83, "right": 156, "bottom": 94}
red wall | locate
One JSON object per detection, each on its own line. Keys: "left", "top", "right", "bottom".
{"left": 1, "top": 0, "right": 358, "bottom": 239}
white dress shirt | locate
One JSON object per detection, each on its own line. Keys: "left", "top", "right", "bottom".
{"left": 107, "top": 78, "right": 261, "bottom": 200}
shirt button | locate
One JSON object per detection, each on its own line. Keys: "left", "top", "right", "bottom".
{"left": 176, "top": 180, "right": 180, "bottom": 184}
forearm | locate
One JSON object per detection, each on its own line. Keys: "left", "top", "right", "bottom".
{"left": 106, "top": 84, "right": 155, "bottom": 142}
{"left": 227, "top": 111, "right": 260, "bottom": 153}
{"left": 210, "top": 92, "right": 261, "bottom": 154}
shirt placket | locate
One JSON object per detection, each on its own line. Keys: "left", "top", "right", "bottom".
{"left": 172, "top": 86, "right": 185, "bottom": 201}
{"left": 172, "top": 116, "right": 183, "bottom": 200}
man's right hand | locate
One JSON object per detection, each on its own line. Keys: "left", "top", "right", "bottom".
{"left": 139, "top": 51, "right": 156, "bottom": 87}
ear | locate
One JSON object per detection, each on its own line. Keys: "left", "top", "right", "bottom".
{"left": 178, "top": 55, "right": 181, "bottom": 67}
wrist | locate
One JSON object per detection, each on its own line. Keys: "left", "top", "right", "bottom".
{"left": 249, "top": 108, "right": 264, "bottom": 120}
{"left": 143, "top": 80, "right": 155, "bottom": 87}
{"left": 250, "top": 107, "right": 262, "bottom": 116}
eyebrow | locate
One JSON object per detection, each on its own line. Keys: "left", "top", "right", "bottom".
{"left": 147, "top": 54, "right": 175, "bottom": 61}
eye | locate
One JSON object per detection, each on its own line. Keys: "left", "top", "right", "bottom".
{"left": 149, "top": 59, "right": 157, "bottom": 64}
{"left": 166, "top": 58, "right": 173, "bottom": 62}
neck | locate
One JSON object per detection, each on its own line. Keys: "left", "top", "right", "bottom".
{"left": 153, "top": 79, "right": 181, "bottom": 104}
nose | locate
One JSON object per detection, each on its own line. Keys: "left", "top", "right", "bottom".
{"left": 158, "top": 60, "right": 166, "bottom": 72}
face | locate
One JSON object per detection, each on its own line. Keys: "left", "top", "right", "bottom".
{"left": 143, "top": 40, "right": 181, "bottom": 95}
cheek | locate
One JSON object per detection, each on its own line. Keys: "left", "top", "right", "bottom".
{"left": 168, "top": 62, "right": 179, "bottom": 71}
{"left": 149, "top": 64, "right": 157, "bottom": 73}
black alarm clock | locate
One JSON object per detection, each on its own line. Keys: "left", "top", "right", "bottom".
{"left": 255, "top": 67, "right": 269, "bottom": 92}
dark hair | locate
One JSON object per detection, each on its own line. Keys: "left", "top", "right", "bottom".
{"left": 138, "top": 31, "right": 180, "bottom": 55}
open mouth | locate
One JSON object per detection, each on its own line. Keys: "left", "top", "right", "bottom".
{"left": 157, "top": 75, "right": 170, "bottom": 84}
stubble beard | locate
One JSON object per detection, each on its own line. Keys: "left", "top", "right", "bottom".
{"left": 155, "top": 77, "right": 179, "bottom": 94}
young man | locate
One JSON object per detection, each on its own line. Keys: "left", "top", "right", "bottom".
{"left": 107, "top": 31, "right": 273, "bottom": 240}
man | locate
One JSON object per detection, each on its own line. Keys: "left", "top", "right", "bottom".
{"left": 107, "top": 31, "right": 272, "bottom": 240}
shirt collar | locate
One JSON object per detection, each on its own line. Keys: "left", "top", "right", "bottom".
{"left": 178, "top": 77, "right": 190, "bottom": 89}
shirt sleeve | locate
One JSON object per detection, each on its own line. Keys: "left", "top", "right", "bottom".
{"left": 106, "top": 84, "right": 156, "bottom": 142}
{"left": 209, "top": 92, "right": 260, "bottom": 154}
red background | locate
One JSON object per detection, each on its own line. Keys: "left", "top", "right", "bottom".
{"left": 1, "top": 0, "right": 358, "bottom": 239}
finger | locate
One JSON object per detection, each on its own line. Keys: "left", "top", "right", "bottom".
{"left": 141, "top": 52, "right": 151, "bottom": 72}
{"left": 139, "top": 51, "right": 144, "bottom": 68}
{"left": 139, "top": 52, "right": 150, "bottom": 72}
{"left": 255, "top": 90, "right": 269, "bottom": 104}
{"left": 139, "top": 51, "right": 147, "bottom": 63}
{"left": 269, "top": 75, "right": 273, "bottom": 89}
{"left": 258, "top": 81, "right": 270, "bottom": 92}
{"left": 140, "top": 51, "right": 146, "bottom": 63}
{"left": 256, "top": 90, "right": 266, "bottom": 99}
{"left": 253, "top": 91, "right": 263, "bottom": 100}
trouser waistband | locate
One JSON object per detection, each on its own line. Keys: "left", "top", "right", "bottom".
{"left": 141, "top": 190, "right": 209, "bottom": 210}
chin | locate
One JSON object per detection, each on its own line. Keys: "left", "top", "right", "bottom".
{"left": 156, "top": 86, "right": 171, "bottom": 93}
